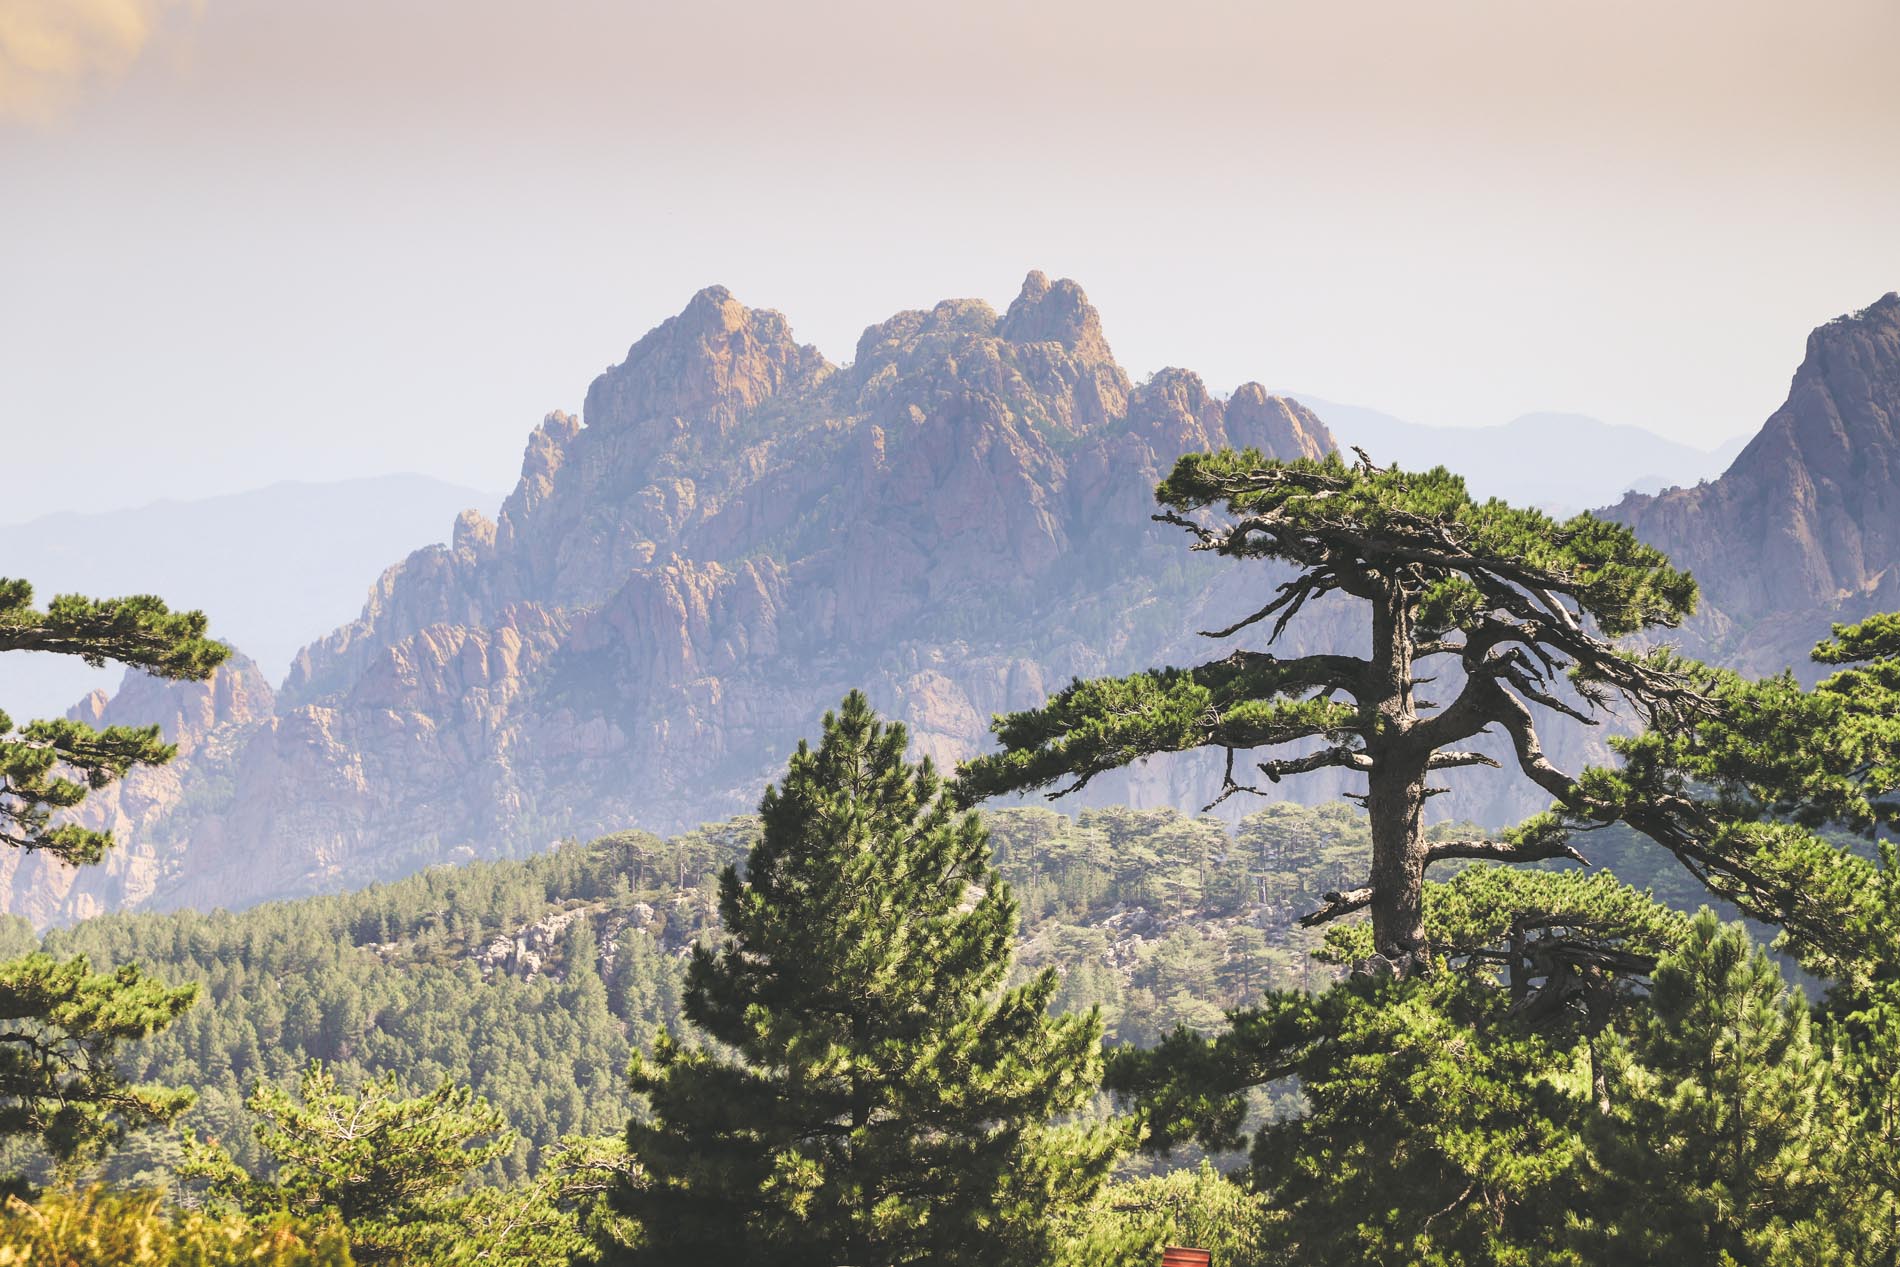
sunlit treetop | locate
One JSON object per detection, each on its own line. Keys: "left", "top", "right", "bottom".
{"left": 1154, "top": 450, "right": 1697, "bottom": 639}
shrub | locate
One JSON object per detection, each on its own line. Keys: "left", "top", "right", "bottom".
{"left": 0, "top": 1186, "right": 351, "bottom": 1267}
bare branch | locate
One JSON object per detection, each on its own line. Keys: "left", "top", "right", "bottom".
{"left": 1427, "top": 750, "right": 1500, "bottom": 772}
{"left": 1199, "top": 570, "right": 1336, "bottom": 640}
{"left": 1424, "top": 837, "right": 1588, "bottom": 867}
{"left": 1496, "top": 661, "right": 1598, "bottom": 725}
{"left": 1478, "top": 680, "right": 1578, "bottom": 803}
{"left": 1202, "top": 746, "right": 1270, "bottom": 813}
{"left": 1412, "top": 638, "right": 1465, "bottom": 659}
{"left": 1298, "top": 886, "right": 1373, "bottom": 928}
{"left": 1212, "top": 648, "right": 1370, "bottom": 699}
{"left": 1151, "top": 508, "right": 1222, "bottom": 548}
{"left": 1257, "top": 745, "right": 1371, "bottom": 783}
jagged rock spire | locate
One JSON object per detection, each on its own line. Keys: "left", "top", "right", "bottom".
{"left": 999, "top": 270, "right": 1114, "bottom": 365}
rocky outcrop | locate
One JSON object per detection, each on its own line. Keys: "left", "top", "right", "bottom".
{"left": 997, "top": 270, "right": 1116, "bottom": 366}
{"left": 1607, "top": 292, "right": 1900, "bottom": 676}
{"left": 472, "top": 904, "right": 598, "bottom": 979}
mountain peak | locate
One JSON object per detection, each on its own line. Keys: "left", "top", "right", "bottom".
{"left": 999, "top": 270, "right": 1113, "bottom": 365}
{"left": 1805, "top": 287, "right": 1900, "bottom": 360}
{"left": 581, "top": 286, "right": 831, "bottom": 443}
{"left": 1782, "top": 289, "right": 1900, "bottom": 453}
{"left": 637, "top": 284, "right": 796, "bottom": 362}
{"left": 1850, "top": 290, "right": 1899, "bottom": 318}
{"left": 678, "top": 284, "right": 749, "bottom": 335}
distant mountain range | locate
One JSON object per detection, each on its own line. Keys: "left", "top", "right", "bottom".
{"left": 3, "top": 278, "right": 1894, "bottom": 927}
{"left": 0, "top": 475, "right": 501, "bottom": 723}
{"left": 1289, "top": 396, "right": 1749, "bottom": 513}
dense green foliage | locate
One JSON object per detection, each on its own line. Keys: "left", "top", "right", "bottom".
{"left": 1577, "top": 914, "right": 1855, "bottom": 1265}
{"left": 176, "top": 1062, "right": 626, "bottom": 1266}
{"left": 185, "top": 1064, "right": 508, "bottom": 1255}
{"left": 1097, "top": 611, "right": 1900, "bottom": 1264}
{"left": 0, "top": 578, "right": 225, "bottom": 1179}
{"left": 20, "top": 829, "right": 744, "bottom": 1186}
{"left": 1052, "top": 1162, "right": 1273, "bottom": 1267}
{"left": 0, "top": 799, "right": 1382, "bottom": 1191}
{"left": 0, "top": 953, "right": 196, "bottom": 1170}
{"left": 12, "top": 793, "right": 1853, "bottom": 1263}
{"left": 612, "top": 692, "right": 1122, "bottom": 1266}
{"left": 1103, "top": 902, "right": 1885, "bottom": 1266}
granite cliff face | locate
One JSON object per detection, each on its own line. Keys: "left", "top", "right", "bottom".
{"left": 9, "top": 273, "right": 1340, "bottom": 922}
{"left": 1607, "top": 292, "right": 1900, "bottom": 676}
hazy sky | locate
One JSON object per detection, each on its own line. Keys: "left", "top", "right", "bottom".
{"left": 3, "top": 0, "right": 1897, "bottom": 522}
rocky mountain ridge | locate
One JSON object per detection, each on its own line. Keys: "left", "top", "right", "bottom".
{"left": 6, "top": 273, "right": 1345, "bottom": 924}
{"left": 10, "top": 278, "right": 1896, "bottom": 927}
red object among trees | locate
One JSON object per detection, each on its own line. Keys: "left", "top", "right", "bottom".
{"left": 1162, "top": 1249, "right": 1212, "bottom": 1267}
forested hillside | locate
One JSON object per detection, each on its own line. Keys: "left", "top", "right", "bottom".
{"left": 12, "top": 793, "right": 1769, "bottom": 1200}
{"left": 7, "top": 802, "right": 1414, "bottom": 1184}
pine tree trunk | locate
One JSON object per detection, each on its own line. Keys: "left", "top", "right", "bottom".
{"left": 1365, "top": 580, "right": 1429, "bottom": 975}
{"left": 1365, "top": 757, "right": 1429, "bottom": 972}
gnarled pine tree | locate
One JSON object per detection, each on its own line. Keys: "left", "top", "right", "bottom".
{"left": 957, "top": 450, "right": 1709, "bottom": 976}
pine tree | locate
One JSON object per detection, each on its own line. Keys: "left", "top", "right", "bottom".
{"left": 1249, "top": 975, "right": 1587, "bottom": 1267}
{"left": 0, "top": 578, "right": 224, "bottom": 1175}
{"left": 1560, "top": 610, "right": 1900, "bottom": 980}
{"left": 609, "top": 691, "right": 1123, "bottom": 1266}
{"left": 1577, "top": 913, "right": 1854, "bottom": 1265}
{"left": 1838, "top": 945, "right": 1900, "bottom": 1266}
{"left": 1106, "top": 866, "right": 1688, "bottom": 1264}
{"left": 1054, "top": 1162, "right": 1273, "bottom": 1267}
{"left": 183, "top": 1061, "right": 513, "bottom": 1264}
{"left": 956, "top": 451, "right": 1715, "bottom": 976}
{"left": 0, "top": 952, "right": 196, "bottom": 1168}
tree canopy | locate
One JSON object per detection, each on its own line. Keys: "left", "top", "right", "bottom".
{"left": 1093, "top": 608, "right": 1900, "bottom": 1262}
{"left": 959, "top": 450, "right": 1710, "bottom": 976}
{"left": 178, "top": 1061, "right": 604, "bottom": 1266}
{"left": 0, "top": 952, "right": 195, "bottom": 1169}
